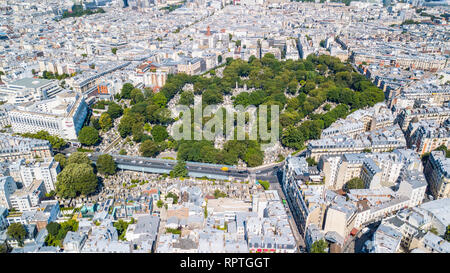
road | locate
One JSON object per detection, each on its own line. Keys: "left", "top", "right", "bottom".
{"left": 88, "top": 153, "right": 282, "bottom": 182}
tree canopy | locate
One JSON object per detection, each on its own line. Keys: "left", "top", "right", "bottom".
{"left": 67, "top": 152, "right": 91, "bottom": 165}
{"left": 96, "top": 154, "right": 117, "bottom": 175}
{"left": 56, "top": 163, "right": 98, "bottom": 198}
{"left": 170, "top": 160, "right": 188, "bottom": 178}
{"left": 151, "top": 125, "right": 169, "bottom": 142}
{"left": 345, "top": 177, "right": 365, "bottom": 190}
{"left": 21, "top": 130, "right": 67, "bottom": 150}
{"left": 7, "top": 223, "right": 27, "bottom": 247}
{"left": 310, "top": 239, "right": 328, "bottom": 253}
{"left": 78, "top": 126, "right": 99, "bottom": 146}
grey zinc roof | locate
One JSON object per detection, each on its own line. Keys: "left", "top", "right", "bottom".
{"left": 9, "top": 78, "right": 53, "bottom": 89}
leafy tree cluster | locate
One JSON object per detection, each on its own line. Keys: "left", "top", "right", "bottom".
{"left": 177, "top": 139, "right": 264, "bottom": 167}
{"left": 40, "top": 71, "right": 73, "bottom": 80}
{"left": 159, "top": 2, "right": 184, "bottom": 12}
{"left": 278, "top": 54, "right": 384, "bottom": 150}
{"left": 78, "top": 126, "right": 99, "bottom": 146}
{"left": 166, "top": 228, "right": 181, "bottom": 234}
{"left": 111, "top": 53, "right": 382, "bottom": 167}
{"left": 21, "top": 130, "right": 67, "bottom": 150}
{"left": 309, "top": 239, "right": 328, "bottom": 253}
{"left": 118, "top": 84, "right": 172, "bottom": 149}
{"left": 139, "top": 140, "right": 167, "bottom": 158}
{"left": 61, "top": 5, "right": 105, "bottom": 19}
{"left": 45, "top": 220, "right": 78, "bottom": 247}
{"left": 344, "top": 177, "right": 365, "bottom": 191}
{"left": 421, "top": 145, "right": 450, "bottom": 162}
{"left": 214, "top": 190, "right": 227, "bottom": 199}
{"left": 54, "top": 153, "right": 67, "bottom": 169}
{"left": 166, "top": 192, "right": 179, "bottom": 204}
{"left": 170, "top": 160, "right": 188, "bottom": 178}
{"left": 55, "top": 152, "right": 98, "bottom": 199}
{"left": 96, "top": 154, "right": 117, "bottom": 175}
{"left": 114, "top": 219, "right": 133, "bottom": 241}
{"left": 7, "top": 223, "right": 27, "bottom": 247}
{"left": 401, "top": 19, "right": 422, "bottom": 25}
{"left": 91, "top": 101, "right": 123, "bottom": 132}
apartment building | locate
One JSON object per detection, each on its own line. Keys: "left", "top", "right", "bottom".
{"left": 0, "top": 176, "right": 17, "bottom": 209}
{"left": 10, "top": 158, "right": 60, "bottom": 193}
{"left": 0, "top": 134, "right": 52, "bottom": 162}
{"left": 397, "top": 107, "right": 450, "bottom": 132}
{"left": 424, "top": 151, "right": 450, "bottom": 199}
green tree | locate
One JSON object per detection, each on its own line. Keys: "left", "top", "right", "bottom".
{"left": 130, "top": 88, "right": 144, "bottom": 105}
{"left": 179, "top": 91, "right": 194, "bottom": 106}
{"left": 214, "top": 189, "right": 227, "bottom": 199}
{"left": 218, "top": 55, "right": 222, "bottom": 63}
{"left": 106, "top": 103, "right": 123, "bottom": 119}
{"left": 170, "top": 160, "right": 188, "bottom": 178}
{"left": 166, "top": 192, "right": 179, "bottom": 204}
{"left": 78, "top": 126, "right": 99, "bottom": 146}
{"left": 46, "top": 222, "right": 61, "bottom": 237}
{"left": 111, "top": 47, "right": 117, "bottom": 55}
{"left": 139, "top": 140, "right": 161, "bottom": 157}
{"left": 144, "top": 123, "right": 152, "bottom": 132}
{"left": 67, "top": 152, "right": 91, "bottom": 165}
{"left": 306, "top": 157, "right": 317, "bottom": 166}
{"left": 132, "top": 122, "right": 144, "bottom": 142}
{"left": 310, "top": 239, "right": 328, "bottom": 253}
{"left": 7, "top": 223, "right": 27, "bottom": 247}
{"left": 113, "top": 220, "right": 130, "bottom": 241}
{"left": 244, "top": 148, "right": 264, "bottom": 167}
{"left": 21, "top": 130, "right": 67, "bottom": 150}
{"left": 56, "top": 163, "right": 98, "bottom": 198}
{"left": 99, "top": 113, "right": 112, "bottom": 131}
{"left": 121, "top": 83, "right": 134, "bottom": 99}
{"left": 96, "top": 154, "right": 117, "bottom": 175}
{"left": 157, "top": 200, "right": 164, "bottom": 208}
{"left": 151, "top": 125, "right": 169, "bottom": 142}
{"left": 152, "top": 92, "right": 168, "bottom": 108}
{"left": 90, "top": 117, "right": 101, "bottom": 130}
{"left": 54, "top": 153, "right": 67, "bottom": 169}
{"left": 345, "top": 177, "right": 365, "bottom": 190}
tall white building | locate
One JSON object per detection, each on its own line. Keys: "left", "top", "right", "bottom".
{"left": 8, "top": 91, "right": 88, "bottom": 140}
{"left": 0, "top": 176, "right": 17, "bottom": 209}
{"left": 11, "top": 158, "right": 60, "bottom": 193}
{"left": 9, "top": 180, "right": 45, "bottom": 212}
